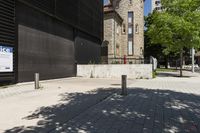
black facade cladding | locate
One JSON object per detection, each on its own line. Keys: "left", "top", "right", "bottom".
{"left": 0, "top": 0, "right": 103, "bottom": 83}
{"left": 56, "top": 0, "right": 79, "bottom": 27}
{"left": 19, "top": 0, "right": 55, "bottom": 14}
{"left": 20, "top": 0, "right": 103, "bottom": 40}
{"left": 17, "top": 2, "right": 75, "bottom": 82}
{"left": 0, "top": 0, "right": 15, "bottom": 44}
{"left": 75, "top": 31, "right": 101, "bottom": 64}
{"left": 0, "top": 0, "right": 16, "bottom": 82}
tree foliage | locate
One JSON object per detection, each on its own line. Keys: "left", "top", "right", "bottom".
{"left": 146, "top": 0, "right": 200, "bottom": 55}
{"left": 146, "top": 0, "right": 200, "bottom": 76}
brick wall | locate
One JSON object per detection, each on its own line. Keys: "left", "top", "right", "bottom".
{"left": 104, "top": 0, "right": 144, "bottom": 61}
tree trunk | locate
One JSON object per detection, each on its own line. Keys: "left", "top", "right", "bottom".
{"left": 180, "top": 51, "right": 183, "bottom": 77}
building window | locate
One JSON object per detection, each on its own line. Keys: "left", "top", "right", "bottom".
{"left": 116, "top": 44, "right": 120, "bottom": 56}
{"left": 155, "top": 6, "right": 162, "bottom": 11}
{"left": 128, "top": 12, "right": 134, "bottom": 55}
{"left": 116, "top": 24, "right": 119, "bottom": 35}
{"left": 128, "top": 27, "right": 132, "bottom": 34}
{"left": 155, "top": 0, "right": 161, "bottom": 5}
{"left": 141, "top": 0, "right": 144, "bottom": 8}
{"left": 122, "top": 23, "right": 126, "bottom": 34}
{"left": 128, "top": 12, "right": 133, "bottom": 23}
{"left": 129, "top": 0, "right": 132, "bottom": 5}
{"left": 115, "top": 1, "right": 120, "bottom": 9}
{"left": 140, "top": 47, "right": 143, "bottom": 56}
{"left": 128, "top": 41, "right": 133, "bottom": 55}
{"left": 135, "top": 24, "right": 139, "bottom": 33}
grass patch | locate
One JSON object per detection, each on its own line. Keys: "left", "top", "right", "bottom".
{"left": 156, "top": 68, "right": 177, "bottom": 72}
{"left": 152, "top": 71, "right": 157, "bottom": 78}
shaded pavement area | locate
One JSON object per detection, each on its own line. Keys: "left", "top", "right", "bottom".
{"left": 1, "top": 73, "right": 200, "bottom": 133}
{"left": 157, "top": 70, "right": 200, "bottom": 78}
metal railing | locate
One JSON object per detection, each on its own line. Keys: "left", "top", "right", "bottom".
{"left": 105, "top": 58, "right": 150, "bottom": 64}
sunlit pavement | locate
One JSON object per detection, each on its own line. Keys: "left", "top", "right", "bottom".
{"left": 1, "top": 72, "right": 200, "bottom": 133}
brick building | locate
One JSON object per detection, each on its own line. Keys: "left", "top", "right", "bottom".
{"left": 151, "top": 0, "right": 163, "bottom": 12}
{"left": 103, "top": 0, "right": 144, "bottom": 64}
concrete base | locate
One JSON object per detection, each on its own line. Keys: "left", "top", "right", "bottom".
{"left": 77, "top": 64, "right": 153, "bottom": 79}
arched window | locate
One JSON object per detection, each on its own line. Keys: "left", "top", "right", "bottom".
{"left": 122, "top": 23, "right": 126, "bottom": 34}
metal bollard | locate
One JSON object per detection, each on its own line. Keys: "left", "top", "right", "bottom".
{"left": 35, "top": 73, "right": 40, "bottom": 89}
{"left": 121, "top": 75, "right": 127, "bottom": 96}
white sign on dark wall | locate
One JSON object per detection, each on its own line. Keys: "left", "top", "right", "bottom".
{"left": 0, "top": 46, "right": 13, "bottom": 72}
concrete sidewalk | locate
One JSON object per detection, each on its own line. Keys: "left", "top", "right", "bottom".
{"left": 0, "top": 78, "right": 122, "bottom": 99}
{"left": 54, "top": 76, "right": 200, "bottom": 133}
{"left": 0, "top": 78, "right": 129, "bottom": 133}
{"left": 1, "top": 75, "right": 200, "bottom": 133}
{"left": 157, "top": 70, "right": 200, "bottom": 78}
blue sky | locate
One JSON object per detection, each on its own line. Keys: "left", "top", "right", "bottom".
{"left": 104, "top": 0, "right": 109, "bottom": 5}
{"left": 144, "top": 0, "right": 151, "bottom": 16}
{"left": 103, "top": 0, "right": 151, "bottom": 16}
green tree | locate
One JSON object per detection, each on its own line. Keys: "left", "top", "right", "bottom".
{"left": 146, "top": 0, "right": 200, "bottom": 76}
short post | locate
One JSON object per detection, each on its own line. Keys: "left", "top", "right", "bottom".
{"left": 150, "top": 56, "right": 154, "bottom": 72}
{"left": 192, "top": 48, "right": 195, "bottom": 73}
{"left": 121, "top": 75, "right": 127, "bottom": 96}
{"left": 35, "top": 73, "right": 40, "bottom": 89}
{"left": 124, "top": 55, "right": 127, "bottom": 64}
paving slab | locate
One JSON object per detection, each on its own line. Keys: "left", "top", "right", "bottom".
{"left": 0, "top": 78, "right": 128, "bottom": 133}
{"left": 0, "top": 73, "right": 200, "bottom": 133}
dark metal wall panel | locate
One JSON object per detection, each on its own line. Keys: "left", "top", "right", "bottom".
{"left": 0, "top": 0, "right": 15, "bottom": 83}
{"left": 56, "top": 0, "right": 103, "bottom": 40}
{"left": 75, "top": 31, "right": 101, "bottom": 64}
{"left": 20, "top": 0, "right": 103, "bottom": 41}
{"left": 19, "top": 0, "right": 55, "bottom": 14}
{"left": 56, "top": 0, "right": 103, "bottom": 41}
{"left": 0, "top": 0, "right": 103, "bottom": 83}
{"left": 78, "top": 0, "right": 103, "bottom": 39}
{"left": 56, "top": 0, "right": 78, "bottom": 26}
{"left": 17, "top": 2, "right": 75, "bottom": 82}
{"left": 0, "top": 0, "right": 15, "bottom": 45}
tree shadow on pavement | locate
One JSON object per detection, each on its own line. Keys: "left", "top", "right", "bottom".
{"left": 4, "top": 88, "right": 200, "bottom": 133}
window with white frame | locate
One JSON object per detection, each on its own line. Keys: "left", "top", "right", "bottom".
{"left": 128, "top": 11, "right": 134, "bottom": 55}
{"left": 128, "top": 41, "right": 133, "bottom": 55}
{"left": 128, "top": 27, "right": 132, "bottom": 34}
